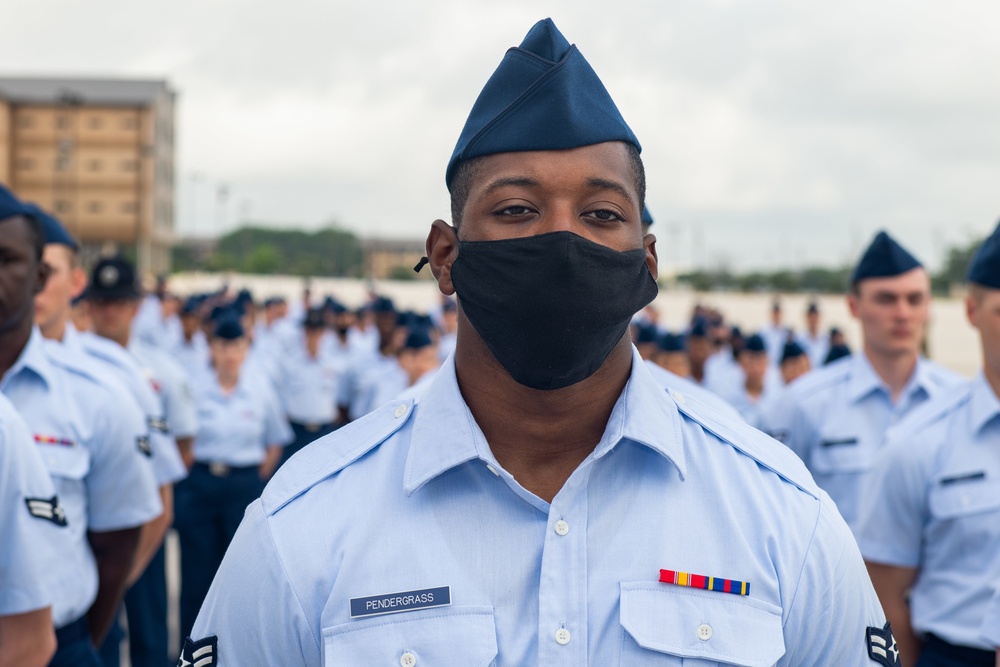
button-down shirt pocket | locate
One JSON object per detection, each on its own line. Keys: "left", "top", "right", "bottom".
{"left": 619, "top": 582, "right": 785, "bottom": 666}
{"left": 38, "top": 442, "right": 90, "bottom": 481}
{"left": 323, "top": 605, "right": 497, "bottom": 666}
{"left": 929, "top": 475, "right": 1000, "bottom": 520}
{"left": 809, "top": 436, "right": 873, "bottom": 474}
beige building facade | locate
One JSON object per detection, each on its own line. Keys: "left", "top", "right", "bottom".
{"left": 0, "top": 78, "right": 176, "bottom": 275}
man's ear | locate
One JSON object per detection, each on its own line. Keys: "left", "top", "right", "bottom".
{"left": 643, "top": 233, "right": 659, "bottom": 281}
{"left": 35, "top": 260, "right": 51, "bottom": 295}
{"left": 426, "top": 220, "right": 459, "bottom": 296}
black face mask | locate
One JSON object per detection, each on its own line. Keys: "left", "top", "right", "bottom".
{"left": 450, "top": 231, "right": 658, "bottom": 390}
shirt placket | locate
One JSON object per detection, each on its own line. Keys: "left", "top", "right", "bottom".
{"left": 536, "top": 464, "right": 591, "bottom": 666}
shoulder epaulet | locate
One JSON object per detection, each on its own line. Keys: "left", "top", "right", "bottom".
{"left": 672, "top": 391, "right": 820, "bottom": 499}
{"left": 261, "top": 398, "right": 415, "bottom": 515}
{"left": 889, "top": 382, "right": 972, "bottom": 440}
{"left": 45, "top": 346, "right": 107, "bottom": 388}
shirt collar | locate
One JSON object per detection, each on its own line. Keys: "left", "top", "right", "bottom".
{"left": 403, "top": 345, "right": 686, "bottom": 495}
{"left": 845, "top": 352, "right": 939, "bottom": 404}
{"left": 969, "top": 372, "right": 1000, "bottom": 436}
{"left": 1, "top": 327, "right": 57, "bottom": 390}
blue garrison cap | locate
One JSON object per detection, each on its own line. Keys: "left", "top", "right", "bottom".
{"left": 824, "top": 343, "right": 851, "bottom": 365}
{"left": 852, "top": 231, "right": 922, "bottom": 284}
{"left": 642, "top": 206, "right": 653, "bottom": 227}
{"left": 658, "top": 332, "right": 685, "bottom": 353}
{"left": 303, "top": 307, "right": 327, "bottom": 329}
{"left": 24, "top": 203, "right": 79, "bottom": 251}
{"left": 689, "top": 320, "right": 708, "bottom": 338}
{"left": 967, "top": 221, "right": 1000, "bottom": 289}
{"left": 446, "top": 18, "right": 640, "bottom": 188}
{"left": 402, "top": 327, "right": 434, "bottom": 351}
{"left": 0, "top": 183, "right": 35, "bottom": 223}
{"left": 780, "top": 341, "right": 807, "bottom": 364}
{"left": 181, "top": 297, "right": 201, "bottom": 316}
{"left": 214, "top": 316, "right": 245, "bottom": 341}
{"left": 744, "top": 334, "right": 767, "bottom": 354}
{"left": 371, "top": 296, "right": 396, "bottom": 313}
{"left": 634, "top": 323, "right": 658, "bottom": 345}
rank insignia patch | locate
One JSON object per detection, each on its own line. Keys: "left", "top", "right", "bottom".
{"left": 866, "top": 622, "right": 900, "bottom": 666}
{"left": 25, "top": 496, "right": 68, "bottom": 526}
{"left": 178, "top": 636, "right": 217, "bottom": 667}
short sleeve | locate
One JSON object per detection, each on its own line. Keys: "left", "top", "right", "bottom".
{"left": 189, "top": 501, "right": 321, "bottom": 665}
{"left": 980, "top": 585, "right": 1000, "bottom": 648}
{"left": 0, "top": 401, "right": 69, "bottom": 615}
{"left": 85, "top": 387, "right": 163, "bottom": 532}
{"left": 259, "top": 382, "right": 293, "bottom": 447}
{"left": 781, "top": 493, "right": 890, "bottom": 666}
{"left": 855, "top": 435, "right": 928, "bottom": 568}
{"left": 160, "top": 359, "right": 198, "bottom": 439}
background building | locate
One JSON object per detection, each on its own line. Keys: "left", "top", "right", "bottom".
{"left": 0, "top": 77, "right": 176, "bottom": 275}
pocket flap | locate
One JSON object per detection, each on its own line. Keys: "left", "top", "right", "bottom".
{"left": 620, "top": 582, "right": 785, "bottom": 667}
{"left": 324, "top": 605, "right": 497, "bottom": 666}
{"left": 37, "top": 442, "right": 90, "bottom": 480}
{"left": 929, "top": 475, "right": 1000, "bottom": 519}
{"left": 809, "top": 438, "right": 874, "bottom": 474}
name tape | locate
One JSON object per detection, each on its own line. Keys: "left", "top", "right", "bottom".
{"left": 350, "top": 586, "right": 451, "bottom": 619}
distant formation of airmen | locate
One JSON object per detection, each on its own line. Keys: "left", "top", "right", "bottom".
{"left": 2, "top": 17, "right": 999, "bottom": 667}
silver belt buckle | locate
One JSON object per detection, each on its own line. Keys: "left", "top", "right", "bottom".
{"left": 305, "top": 422, "right": 321, "bottom": 433}
{"left": 208, "top": 462, "right": 230, "bottom": 477}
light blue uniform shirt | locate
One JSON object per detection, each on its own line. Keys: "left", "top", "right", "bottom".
{"left": 0, "top": 393, "right": 71, "bottom": 616}
{"left": 192, "top": 374, "right": 292, "bottom": 466}
{"left": 856, "top": 373, "right": 1000, "bottom": 650}
{"left": 170, "top": 331, "right": 211, "bottom": 385}
{"left": 277, "top": 338, "right": 341, "bottom": 425}
{"left": 982, "top": 585, "right": 1000, "bottom": 648}
{"left": 0, "top": 329, "right": 162, "bottom": 627}
{"left": 191, "top": 347, "right": 886, "bottom": 666}
{"left": 129, "top": 337, "right": 199, "bottom": 440}
{"left": 758, "top": 352, "right": 962, "bottom": 532}
{"left": 58, "top": 326, "right": 187, "bottom": 486}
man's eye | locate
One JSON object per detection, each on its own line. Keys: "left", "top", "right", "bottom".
{"left": 496, "top": 205, "right": 533, "bottom": 216}
{"left": 585, "top": 209, "right": 623, "bottom": 222}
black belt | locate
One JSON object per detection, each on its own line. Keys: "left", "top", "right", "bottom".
{"left": 290, "top": 420, "right": 334, "bottom": 433}
{"left": 193, "top": 461, "right": 259, "bottom": 478}
{"left": 922, "top": 634, "right": 993, "bottom": 667}
{"left": 55, "top": 615, "right": 90, "bottom": 646}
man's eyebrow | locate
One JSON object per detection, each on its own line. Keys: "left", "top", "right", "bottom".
{"left": 586, "top": 178, "right": 632, "bottom": 201}
{"left": 482, "top": 177, "right": 540, "bottom": 196}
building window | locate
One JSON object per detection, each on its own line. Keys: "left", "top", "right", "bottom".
{"left": 122, "top": 201, "right": 138, "bottom": 214}
{"left": 122, "top": 116, "right": 138, "bottom": 130}
{"left": 55, "top": 200, "right": 71, "bottom": 213}
{"left": 17, "top": 115, "right": 33, "bottom": 129}
{"left": 55, "top": 115, "right": 69, "bottom": 129}
{"left": 121, "top": 159, "right": 139, "bottom": 172}
{"left": 87, "top": 201, "right": 102, "bottom": 214}
{"left": 88, "top": 116, "right": 102, "bottom": 129}
{"left": 17, "top": 157, "right": 34, "bottom": 170}
{"left": 88, "top": 159, "right": 102, "bottom": 172}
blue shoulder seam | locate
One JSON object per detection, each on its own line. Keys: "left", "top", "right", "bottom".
{"left": 675, "top": 398, "right": 820, "bottom": 499}
{"left": 261, "top": 399, "right": 415, "bottom": 516}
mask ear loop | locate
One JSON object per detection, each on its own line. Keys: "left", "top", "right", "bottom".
{"left": 413, "top": 257, "right": 429, "bottom": 273}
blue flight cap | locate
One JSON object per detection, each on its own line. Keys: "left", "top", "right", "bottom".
{"left": 0, "top": 183, "right": 35, "bottom": 223}
{"left": 642, "top": 206, "right": 653, "bottom": 227}
{"left": 967, "top": 221, "right": 1000, "bottom": 289}
{"left": 824, "top": 343, "right": 851, "bottom": 365}
{"left": 852, "top": 231, "right": 922, "bottom": 284}
{"left": 730, "top": 326, "right": 743, "bottom": 339}
{"left": 181, "top": 297, "right": 200, "bottom": 316}
{"left": 213, "top": 316, "right": 245, "bottom": 341}
{"left": 446, "top": 18, "right": 640, "bottom": 188}
{"left": 442, "top": 298, "right": 458, "bottom": 313}
{"left": 744, "top": 334, "right": 767, "bottom": 354}
{"left": 689, "top": 320, "right": 708, "bottom": 338}
{"left": 402, "top": 327, "right": 434, "bottom": 351}
{"left": 303, "top": 307, "right": 327, "bottom": 329}
{"left": 634, "top": 323, "right": 658, "bottom": 345}
{"left": 371, "top": 296, "right": 396, "bottom": 314}
{"left": 24, "top": 203, "right": 79, "bottom": 251}
{"left": 658, "top": 332, "right": 685, "bottom": 353}
{"left": 806, "top": 302, "right": 819, "bottom": 315}
{"left": 781, "top": 341, "right": 807, "bottom": 364}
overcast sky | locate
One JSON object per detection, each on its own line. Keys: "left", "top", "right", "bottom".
{"left": 4, "top": 0, "right": 1000, "bottom": 271}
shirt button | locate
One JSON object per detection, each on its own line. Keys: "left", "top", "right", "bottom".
{"left": 555, "top": 628, "right": 571, "bottom": 645}
{"left": 554, "top": 520, "right": 570, "bottom": 536}
{"left": 393, "top": 404, "right": 407, "bottom": 419}
{"left": 697, "top": 624, "right": 713, "bottom": 641}
{"left": 672, "top": 390, "right": 687, "bottom": 406}
{"left": 400, "top": 652, "right": 417, "bottom": 667}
